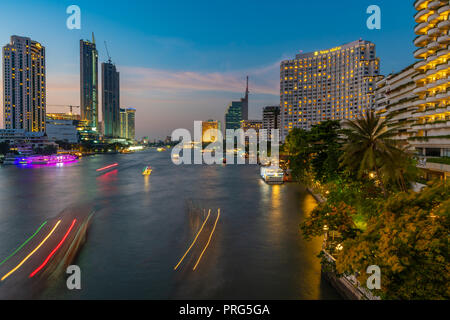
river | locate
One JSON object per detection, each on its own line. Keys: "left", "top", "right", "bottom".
{"left": 0, "top": 150, "right": 339, "bottom": 299}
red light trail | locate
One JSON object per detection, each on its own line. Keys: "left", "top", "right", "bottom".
{"left": 96, "top": 163, "right": 118, "bottom": 172}
{"left": 29, "top": 219, "right": 77, "bottom": 278}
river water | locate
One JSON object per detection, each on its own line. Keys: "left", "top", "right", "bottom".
{"left": 0, "top": 150, "right": 339, "bottom": 299}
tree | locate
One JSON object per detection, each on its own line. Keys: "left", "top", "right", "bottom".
{"left": 309, "top": 120, "right": 342, "bottom": 183}
{"left": 340, "top": 110, "right": 411, "bottom": 198}
{"left": 336, "top": 181, "right": 450, "bottom": 299}
{"left": 283, "top": 121, "right": 342, "bottom": 183}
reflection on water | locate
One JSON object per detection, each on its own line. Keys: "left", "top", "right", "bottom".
{"left": 0, "top": 151, "right": 339, "bottom": 299}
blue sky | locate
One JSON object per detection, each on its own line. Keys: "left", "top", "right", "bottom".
{"left": 0, "top": 0, "right": 416, "bottom": 139}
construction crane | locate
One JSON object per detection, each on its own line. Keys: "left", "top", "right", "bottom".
{"left": 47, "top": 104, "right": 80, "bottom": 115}
{"left": 104, "top": 41, "right": 112, "bottom": 63}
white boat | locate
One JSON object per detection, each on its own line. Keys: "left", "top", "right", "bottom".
{"left": 260, "top": 166, "right": 284, "bottom": 184}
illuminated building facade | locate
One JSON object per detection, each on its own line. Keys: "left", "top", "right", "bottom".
{"left": 80, "top": 34, "right": 99, "bottom": 131}
{"left": 240, "top": 119, "right": 263, "bottom": 133}
{"left": 120, "top": 108, "right": 128, "bottom": 138}
{"left": 102, "top": 61, "right": 120, "bottom": 137}
{"left": 280, "top": 40, "right": 380, "bottom": 139}
{"left": 126, "top": 107, "right": 136, "bottom": 140}
{"left": 225, "top": 77, "right": 249, "bottom": 130}
{"left": 376, "top": 64, "right": 419, "bottom": 147}
{"left": 202, "top": 120, "right": 220, "bottom": 143}
{"left": 262, "top": 106, "right": 280, "bottom": 140}
{"left": 225, "top": 101, "right": 243, "bottom": 130}
{"left": 3, "top": 35, "right": 46, "bottom": 132}
{"left": 411, "top": 0, "right": 449, "bottom": 158}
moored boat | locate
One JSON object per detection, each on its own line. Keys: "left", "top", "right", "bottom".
{"left": 260, "top": 166, "right": 284, "bottom": 184}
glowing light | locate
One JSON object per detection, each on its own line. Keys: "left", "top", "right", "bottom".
{"left": 0, "top": 221, "right": 47, "bottom": 267}
{"left": 96, "top": 163, "right": 118, "bottom": 172}
{"left": 174, "top": 209, "right": 211, "bottom": 270}
{"left": 193, "top": 209, "right": 220, "bottom": 271}
{"left": 128, "top": 146, "right": 144, "bottom": 151}
{"left": 29, "top": 219, "right": 76, "bottom": 278}
{"left": 1, "top": 220, "right": 61, "bottom": 282}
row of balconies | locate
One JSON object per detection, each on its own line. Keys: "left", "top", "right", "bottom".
{"left": 412, "top": 120, "right": 450, "bottom": 131}
{"left": 413, "top": 104, "right": 450, "bottom": 116}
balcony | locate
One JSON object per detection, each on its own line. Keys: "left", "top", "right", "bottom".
{"left": 413, "top": 86, "right": 428, "bottom": 94}
{"left": 413, "top": 120, "right": 450, "bottom": 131}
{"left": 427, "top": 27, "right": 441, "bottom": 36}
{"left": 428, "top": 0, "right": 442, "bottom": 9}
{"left": 438, "top": 35, "right": 450, "bottom": 44}
{"left": 437, "top": 4, "right": 450, "bottom": 15}
{"left": 427, "top": 41, "right": 441, "bottom": 50}
{"left": 415, "top": 0, "right": 428, "bottom": 10}
{"left": 437, "top": 20, "right": 450, "bottom": 30}
{"left": 427, "top": 13, "right": 440, "bottom": 24}
{"left": 414, "top": 60, "right": 428, "bottom": 70}
{"left": 415, "top": 9, "right": 430, "bottom": 23}
{"left": 414, "top": 47, "right": 429, "bottom": 59}
{"left": 416, "top": 22, "right": 430, "bottom": 35}
{"left": 415, "top": 34, "right": 430, "bottom": 47}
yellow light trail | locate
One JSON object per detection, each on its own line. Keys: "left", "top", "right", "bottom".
{"left": 1, "top": 220, "right": 61, "bottom": 282}
{"left": 193, "top": 209, "right": 220, "bottom": 271}
{"left": 174, "top": 209, "right": 211, "bottom": 270}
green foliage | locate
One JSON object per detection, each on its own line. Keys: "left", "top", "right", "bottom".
{"left": 427, "top": 157, "right": 450, "bottom": 165}
{"left": 336, "top": 181, "right": 450, "bottom": 300}
{"left": 340, "top": 110, "right": 416, "bottom": 197}
{"left": 283, "top": 120, "right": 342, "bottom": 183}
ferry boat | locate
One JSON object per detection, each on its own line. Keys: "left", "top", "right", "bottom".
{"left": 260, "top": 166, "right": 284, "bottom": 184}
{"left": 15, "top": 154, "right": 78, "bottom": 166}
{"left": 142, "top": 166, "right": 152, "bottom": 176}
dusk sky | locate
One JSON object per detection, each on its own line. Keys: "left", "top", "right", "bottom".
{"left": 0, "top": 0, "right": 416, "bottom": 139}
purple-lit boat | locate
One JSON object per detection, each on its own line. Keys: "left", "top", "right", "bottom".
{"left": 14, "top": 154, "right": 78, "bottom": 166}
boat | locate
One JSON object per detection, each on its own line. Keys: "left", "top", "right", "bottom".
{"left": 14, "top": 154, "right": 78, "bottom": 166}
{"left": 142, "top": 166, "right": 152, "bottom": 176}
{"left": 260, "top": 166, "right": 284, "bottom": 184}
{"left": 157, "top": 147, "right": 166, "bottom": 152}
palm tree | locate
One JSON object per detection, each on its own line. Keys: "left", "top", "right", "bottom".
{"left": 340, "top": 110, "right": 410, "bottom": 198}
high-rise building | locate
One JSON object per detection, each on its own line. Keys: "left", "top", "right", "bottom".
{"left": 80, "top": 34, "right": 99, "bottom": 131}
{"left": 262, "top": 106, "right": 280, "bottom": 130}
{"left": 280, "top": 40, "right": 380, "bottom": 139}
{"left": 119, "top": 108, "right": 128, "bottom": 138}
{"left": 241, "top": 76, "right": 249, "bottom": 121}
{"left": 376, "top": 65, "right": 419, "bottom": 147}
{"left": 411, "top": 0, "right": 449, "bottom": 158}
{"left": 3, "top": 35, "right": 46, "bottom": 132}
{"left": 202, "top": 120, "right": 220, "bottom": 143}
{"left": 224, "top": 77, "right": 249, "bottom": 130}
{"left": 126, "top": 108, "right": 136, "bottom": 140}
{"left": 240, "top": 120, "right": 262, "bottom": 137}
{"left": 225, "top": 101, "right": 242, "bottom": 130}
{"left": 102, "top": 61, "right": 120, "bottom": 137}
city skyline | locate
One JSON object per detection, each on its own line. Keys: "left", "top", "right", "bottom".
{"left": 0, "top": 0, "right": 416, "bottom": 139}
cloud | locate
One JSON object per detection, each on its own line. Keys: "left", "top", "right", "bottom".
{"left": 2, "top": 60, "right": 281, "bottom": 138}
{"left": 120, "top": 62, "right": 280, "bottom": 97}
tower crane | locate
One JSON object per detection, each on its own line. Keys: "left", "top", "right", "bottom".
{"left": 47, "top": 104, "right": 80, "bottom": 115}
